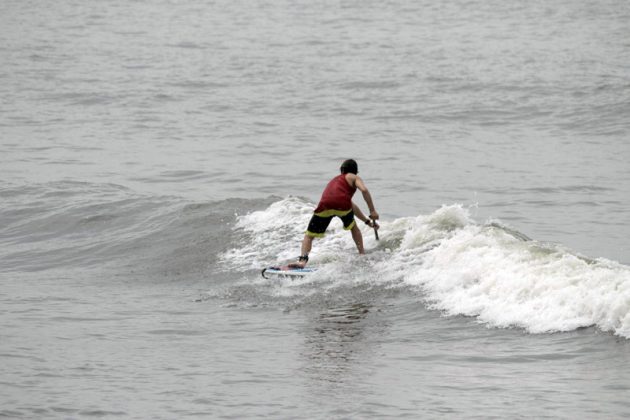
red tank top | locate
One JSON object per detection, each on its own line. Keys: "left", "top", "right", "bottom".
{"left": 314, "top": 174, "right": 356, "bottom": 213}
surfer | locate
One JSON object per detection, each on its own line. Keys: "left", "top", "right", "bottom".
{"left": 293, "top": 159, "right": 379, "bottom": 268}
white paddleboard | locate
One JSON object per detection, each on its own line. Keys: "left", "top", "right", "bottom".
{"left": 261, "top": 265, "right": 317, "bottom": 279}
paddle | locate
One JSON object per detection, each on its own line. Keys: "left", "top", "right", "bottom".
{"left": 371, "top": 218, "right": 379, "bottom": 241}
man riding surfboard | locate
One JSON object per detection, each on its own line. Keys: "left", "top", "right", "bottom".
{"left": 292, "top": 159, "right": 379, "bottom": 268}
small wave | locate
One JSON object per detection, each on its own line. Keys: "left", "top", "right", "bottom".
{"left": 168, "top": 41, "right": 205, "bottom": 49}
{"left": 167, "top": 80, "right": 228, "bottom": 89}
{"left": 0, "top": 182, "right": 265, "bottom": 276}
{"left": 0, "top": 182, "right": 173, "bottom": 272}
{"left": 339, "top": 80, "right": 402, "bottom": 90}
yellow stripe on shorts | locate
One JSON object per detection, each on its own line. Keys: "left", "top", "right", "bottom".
{"left": 314, "top": 209, "right": 352, "bottom": 218}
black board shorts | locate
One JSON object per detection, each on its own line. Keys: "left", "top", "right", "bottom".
{"left": 305, "top": 209, "right": 356, "bottom": 238}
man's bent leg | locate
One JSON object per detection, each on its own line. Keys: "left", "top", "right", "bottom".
{"left": 350, "top": 224, "right": 365, "bottom": 254}
{"left": 288, "top": 234, "right": 314, "bottom": 268}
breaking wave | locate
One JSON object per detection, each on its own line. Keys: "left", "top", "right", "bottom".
{"left": 221, "top": 197, "right": 630, "bottom": 338}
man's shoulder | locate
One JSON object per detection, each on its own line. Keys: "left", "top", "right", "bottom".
{"left": 344, "top": 173, "right": 361, "bottom": 188}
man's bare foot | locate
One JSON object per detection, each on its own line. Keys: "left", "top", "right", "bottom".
{"left": 288, "top": 262, "right": 306, "bottom": 269}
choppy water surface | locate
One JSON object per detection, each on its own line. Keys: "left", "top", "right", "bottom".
{"left": 1, "top": 0, "right": 630, "bottom": 418}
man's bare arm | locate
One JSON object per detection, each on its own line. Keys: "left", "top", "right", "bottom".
{"left": 352, "top": 202, "right": 379, "bottom": 228}
{"left": 354, "top": 176, "right": 379, "bottom": 220}
{"left": 352, "top": 201, "right": 368, "bottom": 222}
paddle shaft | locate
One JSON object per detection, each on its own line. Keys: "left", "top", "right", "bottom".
{"left": 371, "top": 218, "right": 379, "bottom": 241}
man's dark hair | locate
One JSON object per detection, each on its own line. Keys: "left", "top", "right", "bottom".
{"left": 340, "top": 159, "right": 358, "bottom": 174}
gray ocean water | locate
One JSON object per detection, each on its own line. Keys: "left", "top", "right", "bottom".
{"left": 2, "top": 0, "right": 630, "bottom": 418}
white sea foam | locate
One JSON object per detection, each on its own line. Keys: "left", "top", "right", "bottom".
{"left": 220, "top": 196, "right": 385, "bottom": 271}
{"left": 220, "top": 196, "right": 363, "bottom": 270}
{"left": 407, "top": 217, "right": 630, "bottom": 337}
{"left": 219, "top": 196, "right": 312, "bottom": 269}
{"left": 222, "top": 198, "right": 630, "bottom": 338}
